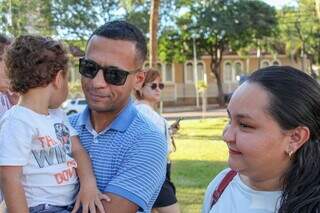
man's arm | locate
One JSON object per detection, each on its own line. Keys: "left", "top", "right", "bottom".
{"left": 0, "top": 166, "right": 28, "bottom": 213}
{"left": 71, "top": 136, "right": 107, "bottom": 213}
{"left": 99, "top": 129, "right": 167, "bottom": 213}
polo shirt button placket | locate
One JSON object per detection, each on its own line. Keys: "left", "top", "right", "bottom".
{"left": 93, "top": 136, "right": 98, "bottom": 144}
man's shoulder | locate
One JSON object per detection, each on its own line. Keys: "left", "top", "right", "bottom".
{"left": 126, "top": 111, "right": 167, "bottom": 149}
{"left": 131, "top": 110, "right": 163, "bottom": 135}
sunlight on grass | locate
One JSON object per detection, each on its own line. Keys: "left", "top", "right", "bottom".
{"left": 168, "top": 117, "right": 229, "bottom": 213}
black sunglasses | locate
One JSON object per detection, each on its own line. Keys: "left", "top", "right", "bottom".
{"left": 79, "top": 57, "right": 140, "bottom": 86}
{"left": 149, "top": 83, "right": 164, "bottom": 90}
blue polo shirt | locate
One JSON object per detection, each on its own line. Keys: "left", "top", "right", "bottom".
{"left": 69, "top": 100, "right": 167, "bottom": 213}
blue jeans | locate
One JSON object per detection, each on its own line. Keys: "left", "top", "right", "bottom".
{"left": 29, "top": 204, "right": 75, "bottom": 213}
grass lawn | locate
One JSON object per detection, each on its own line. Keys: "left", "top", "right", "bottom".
{"left": 169, "top": 117, "right": 229, "bottom": 213}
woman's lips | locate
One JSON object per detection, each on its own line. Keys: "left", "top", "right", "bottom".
{"left": 229, "top": 148, "right": 242, "bottom": 155}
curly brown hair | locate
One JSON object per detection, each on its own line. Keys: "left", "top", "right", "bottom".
{"left": 134, "top": 68, "right": 161, "bottom": 100}
{"left": 4, "top": 35, "right": 69, "bottom": 94}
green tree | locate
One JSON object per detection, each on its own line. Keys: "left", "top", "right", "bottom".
{"left": 159, "top": 0, "right": 277, "bottom": 106}
{"left": 0, "top": 0, "right": 54, "bottom": 36}
{"left": 278, "top": 0, "right": 320, "bottom": 74}
{"left": 0, "top": 0, "right": 120, "bottom": 38}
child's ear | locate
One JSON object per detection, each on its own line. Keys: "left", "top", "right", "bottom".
{"left": 52, "top": 70, "right": 64, "bottom": 89}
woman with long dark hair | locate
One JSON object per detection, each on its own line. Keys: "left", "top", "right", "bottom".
{"left": 203, "top": 66, "right": 320, "bottom": 213}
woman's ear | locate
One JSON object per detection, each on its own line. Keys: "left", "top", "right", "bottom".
{"left": 287, "top": 126, "right": 310, "bottom": 155}
{"left": 52, "top": 70, "right": 65, "bottom": 89}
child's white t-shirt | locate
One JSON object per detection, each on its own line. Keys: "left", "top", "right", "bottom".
{"left": 0, "top": 105, "right": 79, "bottom": 207}
{"left": 202, "top": 168, "right": 282, "bottom": 213}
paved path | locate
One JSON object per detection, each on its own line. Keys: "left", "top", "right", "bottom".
{"left": 162, "top": 107, "right": 227, "bottom": 120}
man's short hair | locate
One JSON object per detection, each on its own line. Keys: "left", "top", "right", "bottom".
{"left": 89, "top": 20, "right": 147, "bottom": 64}
{"left": 5, "top": 35, "right": 69, "bottom": 94}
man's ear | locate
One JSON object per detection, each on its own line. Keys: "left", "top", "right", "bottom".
{"left": 287, "top": 126, "right": 310, "bottom": 155}
{"left": 52, "top": 70, "right": 64, "bottom": 89}
{"left": 133, "top": 71, "right": 145, "bottom": 91}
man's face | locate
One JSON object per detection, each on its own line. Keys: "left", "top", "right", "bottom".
{"left": 82, "top": 36, "right": 144, "bottom": 113}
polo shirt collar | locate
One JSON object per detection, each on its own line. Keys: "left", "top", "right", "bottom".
{"left": 76, "top": 99, "right": 137, "bottom": 133}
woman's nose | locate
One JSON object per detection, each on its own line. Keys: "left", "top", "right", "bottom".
{"left": 222, "top": 124, "right": 235, "bottom": 143}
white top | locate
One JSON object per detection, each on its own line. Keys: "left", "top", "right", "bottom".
{"left": 0, "top": 106, "right": 79, "bottom": 207}
{"left": 202, "top": 168, "right": 282, "bottom": 213}
{"left": 135, "top": 102, "right": 172, "bottom": 154}
{"left": 0, "top": 92, "right": 12, "bottom": 119}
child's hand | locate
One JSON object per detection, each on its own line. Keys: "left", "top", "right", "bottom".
{"left": 71, "top": 185, "right": 111, "bottom": 213}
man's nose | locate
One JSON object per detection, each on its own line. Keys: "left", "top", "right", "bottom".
{"left": 92, "top": 70, "right": 108, "bottom": 87}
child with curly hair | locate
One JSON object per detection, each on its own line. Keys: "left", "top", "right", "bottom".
{"left": 0, "top": 35, "right": 109, "bottom": 213}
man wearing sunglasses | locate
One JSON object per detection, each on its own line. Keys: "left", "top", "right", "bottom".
{"left": 69, "top": 21, "right": 167, "bottom": 213}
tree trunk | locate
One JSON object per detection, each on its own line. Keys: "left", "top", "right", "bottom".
{"left": 149, "top": 0, "right": 160, "bottom": 68}
{"left": 215, "top": 71, "right": 225, "bottom": 107}
{"left": 316, "top": 0, "right": 320, "bottom": 21}
{"left": 210, "top": 49, "right": 225, "bottom": 107}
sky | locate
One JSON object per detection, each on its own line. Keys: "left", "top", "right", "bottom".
{"left": 262, "top": 0, "right": 297, "bottom": 8}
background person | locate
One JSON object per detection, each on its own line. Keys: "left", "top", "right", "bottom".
{"left": 69, "top": 20, "right": 167, "bottom": 213}
{"left": 0, "top": 34, "right": 18, "bottom": 118}
{"left": 0, "top": 35, "right": 108, "bottom": 213}
{"left": 134, "top": 68, "right": 180, "bottom": 213}
{"left": 202, "top": 66, "right": 320, "bottom": 213}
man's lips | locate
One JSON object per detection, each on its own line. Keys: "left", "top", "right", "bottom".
{"left": 89, "top": 92, "right": 110, "bottom": 100}
{"left": 228, "top": 147, "right": 242, "bottom": 155}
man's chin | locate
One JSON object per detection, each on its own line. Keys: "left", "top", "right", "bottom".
{"left": 89, "top": 103, "right": 115, "bottom": 113}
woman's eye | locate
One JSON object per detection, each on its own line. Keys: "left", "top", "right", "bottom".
{"left": 239, "top": 122, "right": 252, "bottom": 128}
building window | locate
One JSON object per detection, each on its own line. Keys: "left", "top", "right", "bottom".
{"left": 143, "top": 62, "right": 150, "bottom": 68}
{"left": 224, "top": 62, "right": 233, "bottom": 82}
{"left": 261, "top": 60, "right": 270, "bottom": 68}
{"left": 234, "top": 61, "right": 243, "bottom": 81}
{"left": 272, "top": 60, "right": 280, "bottom": 66}
{"left": 156, "top": 63, "right": 163, "bottom": 72}
{"left": 164, "top": 63, "right": 173, "bottom": 82}
{"left": 185, "top": 62, "right": 194, "bottom": 83}
{"left": 197, "top": 62, "right": 204, "bottom": 81}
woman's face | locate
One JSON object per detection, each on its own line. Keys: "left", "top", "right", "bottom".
{"left": 140, "top": 76, "right": 163, "bottom": 104}
{"left": 223, "top": 82, "right": 291, "bottom": 181}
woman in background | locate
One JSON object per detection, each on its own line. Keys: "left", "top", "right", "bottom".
{"left": 134, "top": 68, "right": 180, "bottom": 213}
{"left": 0, "top": 34, "right": 18, "bottom": 119}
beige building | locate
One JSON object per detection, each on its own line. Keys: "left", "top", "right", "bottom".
{"left": 144, "top": 52, "right": 308, "bottom": 107}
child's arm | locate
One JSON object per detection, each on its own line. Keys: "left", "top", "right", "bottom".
{"left": 0, "top": 166, "right": 28, "bottom": 213}
{"left": 71, "top": 136, "right": 110, "bottom": 213}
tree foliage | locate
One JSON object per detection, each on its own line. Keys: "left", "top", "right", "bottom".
{"left": 0, "top": 0, "right": 120, "bottom": 38}
{"left": 0, "top": 0, "right": 54, "bottom": 36}
{"left": 159, "top": 0, "right": 277, "bottom": 106}
{"left": 278, "top": 0, "right": 320, "bottom": 73}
